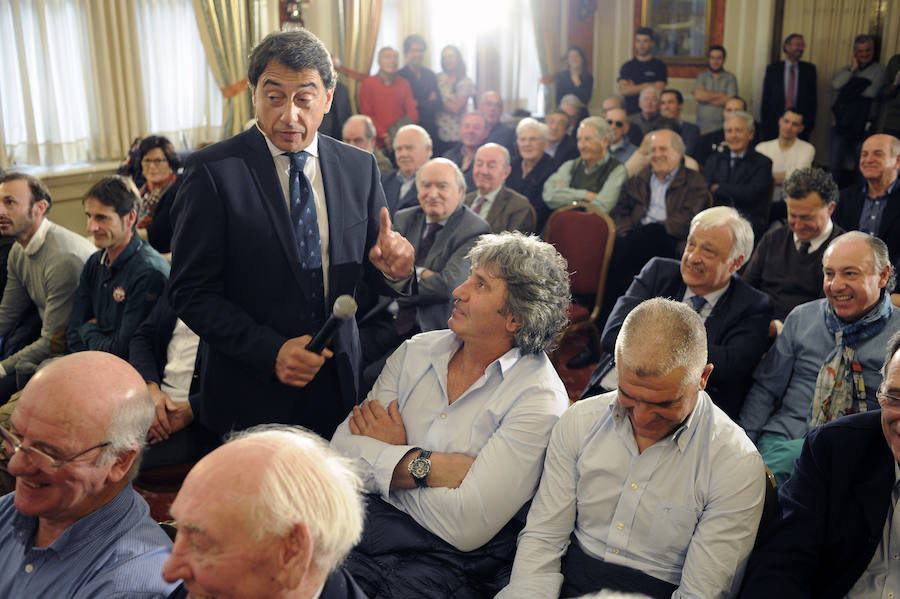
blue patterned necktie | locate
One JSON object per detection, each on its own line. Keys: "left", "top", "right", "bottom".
{"left": 688, "top": 294, "right": 707, "bottom": 313}
{"left": 285, "top": 151, "right": 322, "bottom": 269}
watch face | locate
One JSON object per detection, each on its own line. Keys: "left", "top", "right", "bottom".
{"left": 409, "top": 458, "right": 430, "bottom": 479}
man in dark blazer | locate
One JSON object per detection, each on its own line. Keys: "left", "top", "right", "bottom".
{"left": 760, "top": 33, "right": 817, "bottom": 141}
{"left": 169, "top": 30, "right": 414, "bottom": 441}
{"left": 381, "top": 124, "right": 432, "bottom": 215}
{"left": 739, "top": 332, "right": 900, "bottom": 598}
{"left": 359, "top": 158, "right": 490, "bottom": 388}
{"left": 705, "top": 111, "right": 774, "bottom": 239}
{"left": 464, "top": 143, "right": 535, "bottom": 234}
{"left": 162, "top": 426, "right": 369, "bottom": 599}
{"left": 833, "top": 133, "right": 900, "bottom": 264}
{"left": 582, "top": 207, "right": 772, "bottom": 420}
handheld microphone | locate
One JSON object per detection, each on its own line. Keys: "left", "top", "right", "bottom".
{"left": 306, "top": 295, "right": 358, "bottom": 353}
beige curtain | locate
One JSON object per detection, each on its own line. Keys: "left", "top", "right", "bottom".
{"left": 530, "top": 0, "right": 565, "bottom": 112}
{"left": 84, "top": 1, "right": 147, "bottom": 161}
{"left": 193, "top": 0, "right": 254, "bottom": 139}
{"left": 339, "top": 0, "right": 383, "bottom": 113}
{"left": 781, "top": 0, "right": 884, "bottom": 155}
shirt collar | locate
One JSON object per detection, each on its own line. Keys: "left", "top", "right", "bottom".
{"left": 101, "top": 234, "right": 141, "bottom": 269}
{"left": 653, "top": 164, "right": 680, "bottom": 184}
{"left": 12, "top": 484, "right": 135, "bottom": 556}
{"left": 685, "top": 280, "right": 730, "bottom": 311}
{"left": 23, "top": 218, "right": 52, "bottom": 256}
{"left": 864, "top": 178, "right": 899, "bottom": 199}
{"left": 260, "top": 123, "right": 320, "bottom": 160}
{"left": 609, "top": 389, "right": 708, "bottom": 453}
{"left": 793, "top": 219, "right": 834, "bottom": 251}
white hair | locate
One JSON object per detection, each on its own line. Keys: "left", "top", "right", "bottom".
{"left": 227, "top": 425, "right": 365, "bottom": 573}
{"left": 516, "top": 117, "right": 549, "bottom": 142}
{"left": 689, "top": 206, "right": 754, "bottom": 263}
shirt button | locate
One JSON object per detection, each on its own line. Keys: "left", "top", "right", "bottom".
{"left": 440, "top": 413, "right": 447, "bottom": 419}
{"left": 630, "top": 482, "right": 638, "bottom": 490}
{"left": 616, "top": 522, "right": 624, "bottom": 530}
{"left": 24, "top": 564, "right": 33, "bottom": 573}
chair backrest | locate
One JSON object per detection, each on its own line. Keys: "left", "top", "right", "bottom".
{"left": 544, "top": 202, "right": 616, "bottom": 299}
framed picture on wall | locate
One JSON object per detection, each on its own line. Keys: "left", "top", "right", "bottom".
{"left": 636, "top": 0, "right": 724, "bottom": 77}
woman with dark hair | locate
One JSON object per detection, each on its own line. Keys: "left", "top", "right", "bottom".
{"left": 435, "top": 45, "right": 476, "bottom": 153}
{"left": 555, "top": 45, "right": 593, "bottom": 106}
{"left": 136, "top": 135, "right": 181, "bottom": 255}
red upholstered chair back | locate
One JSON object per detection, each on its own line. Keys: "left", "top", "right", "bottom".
{"left": 544, "top": 203, "right": 615, "bottom": 301}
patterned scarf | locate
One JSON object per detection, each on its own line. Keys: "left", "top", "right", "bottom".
{"left": 137, "top": 173, "right": 177, "bottom": 229}
{"left": 809, "top": 292, "right": 892, "bottom": 427}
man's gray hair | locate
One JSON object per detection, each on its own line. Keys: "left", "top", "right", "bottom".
{"left": 559, "top": 93, "right": 585, "bottom": 110}
{"left": 639, "top": 86, "right": 660, "bottom": 102}
{"left": 689, "top": 206, "right": 754, "bottom": 263}
{"left": 725, "top": 110, "right": 755, "bottom": 133}
{"left": 826, "top": 230, "right": 897, "bottom": 290}
{"left": 417, "top": 157, "right": 466, "bottom": 193}
{"left": 227, "top": 425, "right": 364, "bottom": 573}
{"left": 783, "top": 167, "right": 839, "bottom": 206}
{"left": 516, "top": 117, "right": 549, "bottom": 142}
{"left": 465, "top": 232, "right": 570, "bottom": 354}
{"left": 248, "top": 30, "right": 335, "bottom": 90}
{"left": 101, "top": 386, "right": 154, "bottom": 480}
{"left": 394, "top": 124, "right": 433, "bottom": 149}
{"left": 579, "top": 116, "right": 614, "bottom": 144}
{"left": 476, "top": 143, "right": 511, "bottom": 168}
{"left": 648, "top": 129, "right": 685, "bottom": 156}
{"left": 346, "top": 114, "right": 377, "bottom": 140}
{"left": 615, "top": 298, "right": 708, "bottom": 390}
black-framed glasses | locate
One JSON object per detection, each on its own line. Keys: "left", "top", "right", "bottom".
{"left": 0, "top": 422, "right": 111, "bottom": 469}
{"left": 877, "top": 391, "right": 900, "bottom": 411}
{"left": 607, "top": 119, "right": 625, "bottom": 128}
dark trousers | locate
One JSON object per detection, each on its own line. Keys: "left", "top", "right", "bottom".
{"left": 560, "top": 538, "right": 678, "bottom": 599}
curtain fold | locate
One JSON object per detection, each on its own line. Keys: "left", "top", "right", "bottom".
{"left": 339, "top": 0, "right": 383, "bottom": 113}
{"left": 193, "top": 0, "right": 253, "bottom": 138}
{"left": 530, "top": 0, "right": 564, "bottom": 114}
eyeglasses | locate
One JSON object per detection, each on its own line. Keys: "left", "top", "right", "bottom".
{"left": 607, "top": 119, "right": 625, "bottom": 128}
{"left": 877, "top": 391, "right": 900, "bottom": 411}
{"left": 0, "top": 422, "right": 110, "bottom": 469}
{"left": 141, "top": 158, "right": 168, "bottom": 166}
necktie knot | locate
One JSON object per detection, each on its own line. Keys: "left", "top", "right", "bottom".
{"left": 688, "top": 294, "right": 707, "bottom": 313}
{"left": 286, "top": 150, "right": 310, "bottom": 170}
{"left": 798, "top": 241, "right": 811, "bottom": 254}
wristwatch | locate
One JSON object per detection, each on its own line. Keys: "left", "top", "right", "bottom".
{"left": 407, "top": 448, "right": 432, "bottom": 488}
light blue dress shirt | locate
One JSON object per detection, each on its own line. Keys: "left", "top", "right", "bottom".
{"left": 331, "top": 329, "right": 568, "bottom": 552}
{"left": 641, "top": 165, "right": 680, "bottom": 225}
{"left": 739, "top": 299, "right": 900, "bottom": 442}
{"left": 498, "top": 390, "right": 765, "bottom": 599}
{"left": 0, "top": 484, "right": 178, "bottom": 598}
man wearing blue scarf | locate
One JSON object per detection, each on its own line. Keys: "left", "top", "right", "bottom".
{"left": 740, "top": 231, "right": 900, "bottom": 484}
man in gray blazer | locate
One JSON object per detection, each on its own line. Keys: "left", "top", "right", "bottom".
{"left": 465, "top": 143, "right": 535, "bottom": 234}
{"left": 359, "top": 158, "right": 490, "bottom": 389}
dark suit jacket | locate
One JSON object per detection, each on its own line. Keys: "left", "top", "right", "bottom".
{"left": 834, "top": 181, "right": 900, "bottom": 265}
{"left": 166, "top": 567, "right": 369, "bottom": 599}
{"left": 388, "top": 203, "right": 489, "bottom": 332}
{"left": 129, "top": 282, "right": 195, "bottom": 390}
{"left": 550, "top": 134, "right": 579, "bottom": 168}
{"left": 169, "top": 127, "right": 396, "bottom": 436}
{"left": 463, "top": 186, "right": 535, "bottom": 234}
{"left": 485, "top": 122, "right": 517, "bottom": 155}
{"left": 381, "top": 169, "right": 419, "bottom": 216}
{"left": 582, "top": 257, "right": 773, "bottom": 419}
{"left": 760, "top": 60, "right": 818, "bottom": 141}
{"left": 678, "top": 121, "right": 700, "bottom": 158}
{"left": 704, "top": 148, "right": 774, "bottom": 237}
{"left": 739, "top": 411, "right": 894, "bottom": 598}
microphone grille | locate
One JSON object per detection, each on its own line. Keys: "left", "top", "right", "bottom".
{"left": 332, "top": 295, "right": 358, "bottom": 320}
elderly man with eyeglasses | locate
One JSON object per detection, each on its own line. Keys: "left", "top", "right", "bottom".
{"left": 0, "top": 351, "right": 178, "bottom": 598}
{"left": 740, "top": 329, "right": 900, "bottom": 599}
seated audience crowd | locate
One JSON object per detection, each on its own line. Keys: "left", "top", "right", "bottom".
{"left": 3, "top": 24, "right": 900, "bottom": 599}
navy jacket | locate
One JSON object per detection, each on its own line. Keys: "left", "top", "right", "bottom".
{"left": 740, "top": 411, "right": 894, "bottom": 598}
{"left": 380, "top": 169, "right": 419, "bottom": 216}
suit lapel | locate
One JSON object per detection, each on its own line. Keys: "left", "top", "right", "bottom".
{"left": 878, "top": 185, "right": 900, "bottom": 239}
{"left": 242, "top": 129, "right": 308, "bottom": 291}
{"left": 423, "top": 206, "right": 461, "bottom": 270}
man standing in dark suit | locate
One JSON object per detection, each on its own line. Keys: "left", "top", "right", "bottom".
{"left": 381, "top": 124, "right": 432, "bottom": 215}
{"left": 359, "top": 158, "right": 489, "bottom": 388}
{"left": 739, "top": 331, "right": 900, "bottom": 598}
{"left": 833, "top": 134, "right": 900, "bottom": 264}
{"left": 704, "top": 111, "right": 774, "bottom": 239}
{"left": 583, "top": 207, "right": 772, "bottom": 420}
{"left": 761, "top": 33, "right": 817, "bottom": 142}
{"left": 169, "top": 30, "right": 414, "bottom": 441}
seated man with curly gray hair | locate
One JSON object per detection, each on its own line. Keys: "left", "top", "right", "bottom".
{"left": 331, "top": 232, "right": 571, "bottom": 598}
{"left": 162, "top": 425, "right": 366, "bottom": 599}
{"left": 499, "top": 298, "right": 765, "bottom": 599}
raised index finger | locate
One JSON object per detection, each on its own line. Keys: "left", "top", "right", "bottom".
{"left": 378, "top": 207, "right": 393, "bottom": 243}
